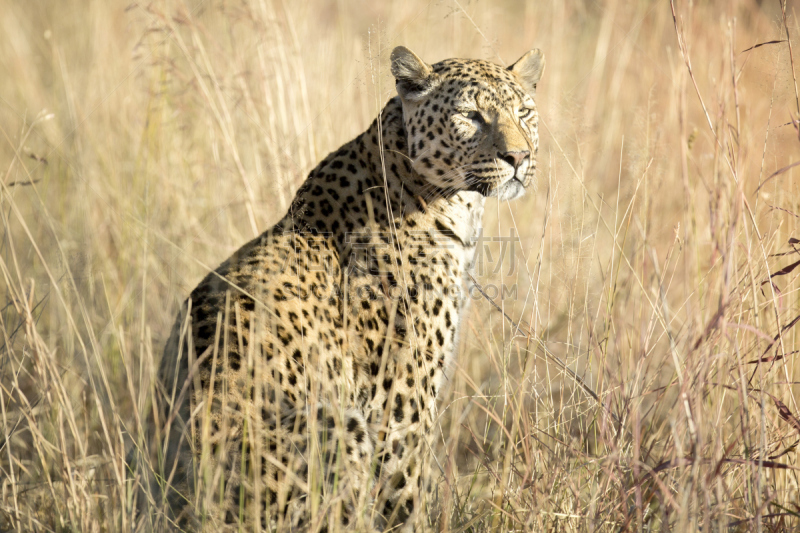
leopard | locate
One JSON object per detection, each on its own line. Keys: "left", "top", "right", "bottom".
{"left": 131, "top": 45, "right": 544, "bottom": 532}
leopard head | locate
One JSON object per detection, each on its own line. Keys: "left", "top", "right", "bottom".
{"left": 391, "top": 46, "right": 544, "bottom": 201}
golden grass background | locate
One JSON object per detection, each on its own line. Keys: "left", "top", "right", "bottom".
{"left": 1, "top": 0, "right": 800, "bottom": 530}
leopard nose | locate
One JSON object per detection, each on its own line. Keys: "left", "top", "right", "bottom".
{"left": 498, "top": 150, "right": 530, "bottom": 170}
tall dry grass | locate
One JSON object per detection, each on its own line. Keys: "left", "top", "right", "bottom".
{"left": 1, "top": 0, "right": 799, "bottom": 530}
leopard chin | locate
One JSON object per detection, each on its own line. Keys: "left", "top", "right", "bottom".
{"left": 490, "top": 176, "right": 527, "bottom": 200}
{"left": 474, "top": 175, "right": 529, "bottom": 200}
{"left": 493, "top": 178, "right": 525, "bottom": 200}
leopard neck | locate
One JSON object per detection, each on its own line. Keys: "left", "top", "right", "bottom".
{"left": 362, "top": 97, "right": 487, "bottom": 246}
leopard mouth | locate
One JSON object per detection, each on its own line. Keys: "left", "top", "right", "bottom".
{"left": 489, "top": 176, "right": 526, "bottom": 200}
{"left": 470, "top": 175, "right": 527, "bottom": 200}
{"left": 466, "top": 158, "right": 532, "bottom": 199}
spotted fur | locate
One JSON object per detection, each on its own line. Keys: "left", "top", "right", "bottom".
{"left": 135, "top": 46, "right": 544, "bottom": 532}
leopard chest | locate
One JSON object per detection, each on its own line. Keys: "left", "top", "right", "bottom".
{"left": 345, "top": 201, "right": 484, "bottom": 415}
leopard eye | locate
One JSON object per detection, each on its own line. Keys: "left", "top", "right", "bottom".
{"left": 518, "top": 106, "right": 533, "bottom": 119}
{"left": 461, "top": 110, "right": 484, "bottom": 123}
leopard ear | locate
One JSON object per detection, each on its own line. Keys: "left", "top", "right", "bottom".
{"left": 391, "top": 46, "right": 437, "bottom": 100}
{"left": 508, "top": 49, "right": 545, "bottom": 95}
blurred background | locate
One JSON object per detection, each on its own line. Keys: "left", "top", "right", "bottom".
{"left": 1, "top": 0, "right": 799, "bottom": 530}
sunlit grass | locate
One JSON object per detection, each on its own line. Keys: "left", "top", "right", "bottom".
{"left": 1, "top": 0, "right": 799, "bottom": 530}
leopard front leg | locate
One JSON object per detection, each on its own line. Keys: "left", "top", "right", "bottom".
{"left": 371, "top": 388, "right": 438, "bottom": 533}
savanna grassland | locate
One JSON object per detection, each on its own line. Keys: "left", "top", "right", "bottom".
{"left": 1, "top": 0, "right": 800, "bottom": 531}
